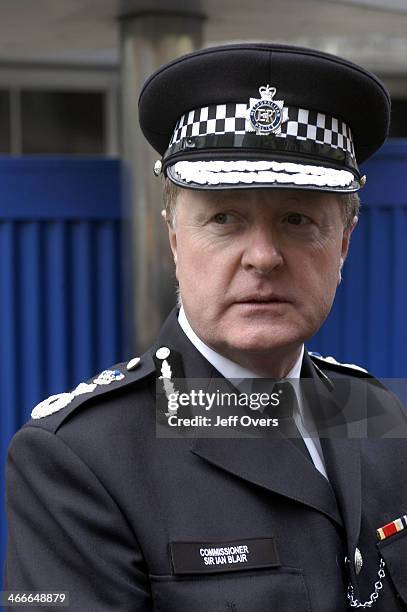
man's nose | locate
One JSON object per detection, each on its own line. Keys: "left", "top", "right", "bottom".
{"left": 241, "top": 226, "right": 284, "bottom": 275}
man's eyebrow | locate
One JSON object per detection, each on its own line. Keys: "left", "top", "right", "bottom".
{"left": 278, "top": 197, "right": 325, "bottom": 208}
{"left": 281, "top": 197, "right": 301, "bottom": 203}
{"left": 199, "top": 196, "right": 238, "bottom": 209}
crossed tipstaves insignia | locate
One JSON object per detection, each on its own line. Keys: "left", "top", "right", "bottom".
{"left": 31, "top": 369, "right": 125, "bottom": 419}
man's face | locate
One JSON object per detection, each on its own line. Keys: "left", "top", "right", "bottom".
{"left": 168, "top": 187, "right": 355, "bottom": 367}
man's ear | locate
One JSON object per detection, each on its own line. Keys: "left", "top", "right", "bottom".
{"left": 167, "top": 220, "right": 178, "bottom": 270}
{"left": 341, "top": 215, "right": 358, "bottom": 263}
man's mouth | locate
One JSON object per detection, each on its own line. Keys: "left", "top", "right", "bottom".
{"left": 237, "top": 295, "right": 292, "bottom": 304}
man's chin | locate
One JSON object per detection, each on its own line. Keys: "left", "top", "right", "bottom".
{"left": 220, "top": 329, "right": 307, "bottom": 356}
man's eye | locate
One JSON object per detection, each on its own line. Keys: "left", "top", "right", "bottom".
{"left": 213, "top": 213, "right": 233, "bottom": 224}
{"left": 285, "top": 213, "right": 309, "bottom": 225}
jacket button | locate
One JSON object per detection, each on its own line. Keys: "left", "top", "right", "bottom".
{"left": 354, "top": 547, "right": 363, "bottom": 575}
{"left": 156, "top": 346, "right": 171, "bottom": 360}
{"left": 127, "top": 357, "right": 141, "bottom": 371}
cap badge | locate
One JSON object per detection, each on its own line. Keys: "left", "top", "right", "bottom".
{"left": 247, "top": 85, "right": 289, "bottom": 135}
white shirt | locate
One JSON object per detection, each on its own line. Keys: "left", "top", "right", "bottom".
{"left": 178, "top": 306, "right": 328, "bottom": 479}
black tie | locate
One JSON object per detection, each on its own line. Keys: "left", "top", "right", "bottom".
{"left": 252, "top": 379, "right": 312, "bottom": 462}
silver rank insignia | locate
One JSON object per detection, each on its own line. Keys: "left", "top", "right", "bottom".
{"left": 31, "top": 369, "right": 125, "bottom": 419}
{"left": 247, "top": 84, "right": 289, "bottom": 135}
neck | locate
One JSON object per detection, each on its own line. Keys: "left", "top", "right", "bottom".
{"left": 213, "top": 344, "right": 303, "bottom": 378}
{"left": 177, "top": 306, "right": 304, "bottom": 379}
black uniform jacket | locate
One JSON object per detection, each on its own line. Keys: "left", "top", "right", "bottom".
{"left": 4, "top": 309, "right": 407, "bottom": 611}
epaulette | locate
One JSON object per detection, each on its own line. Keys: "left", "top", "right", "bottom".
{"left": 308, "top": 352, "right": 373, "bottom": 378}
{"left": 26, "top": 353, "right": 156, "bottom": 432}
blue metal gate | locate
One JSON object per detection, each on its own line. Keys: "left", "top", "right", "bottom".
{"left": 0, "top": 157, "right": 124, "bottom": 594}
{"left": 309, "top": 141, "right": 407, "bottom": 377}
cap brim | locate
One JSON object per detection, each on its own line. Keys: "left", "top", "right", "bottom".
{"left": 167, "top": 160, "right": 360, "bottom": 192}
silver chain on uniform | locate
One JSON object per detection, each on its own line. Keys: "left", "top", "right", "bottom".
{"left": 347, "top": 558, "right": 386, "bottom": 608}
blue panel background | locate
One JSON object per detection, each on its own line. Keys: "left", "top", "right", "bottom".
{"left": 1, "top": 143, "right": 407, "bottom": 599}
{"left": 0, "top": 158, "right": 124, "bottom": 598}
{"left": 308, "top": 141, "right": 407, "bottom": 377}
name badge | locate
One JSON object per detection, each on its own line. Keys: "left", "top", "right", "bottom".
{"left": 170, "top": 537, "right": 280, "bottom": 575}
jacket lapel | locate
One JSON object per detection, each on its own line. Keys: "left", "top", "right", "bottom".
{"left": 320, "top": 437, "right": 362, "bottom": 555}
{"left": 191, "top": 435, "right": 343, "bottom": 527}
{"left": 302, "top": 353, "right": 362, "bottom": 554}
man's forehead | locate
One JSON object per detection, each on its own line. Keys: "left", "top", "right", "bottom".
{"left": 177, "top": 186, "right": 339, "bottom": 209}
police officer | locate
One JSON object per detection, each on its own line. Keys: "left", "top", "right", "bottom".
{"left": 4, "top": 43, "right": 407, "bottom": 611}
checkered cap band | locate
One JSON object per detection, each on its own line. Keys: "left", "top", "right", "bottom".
{"left": 169, "top": 103, "right": 355, "bottom": 160}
